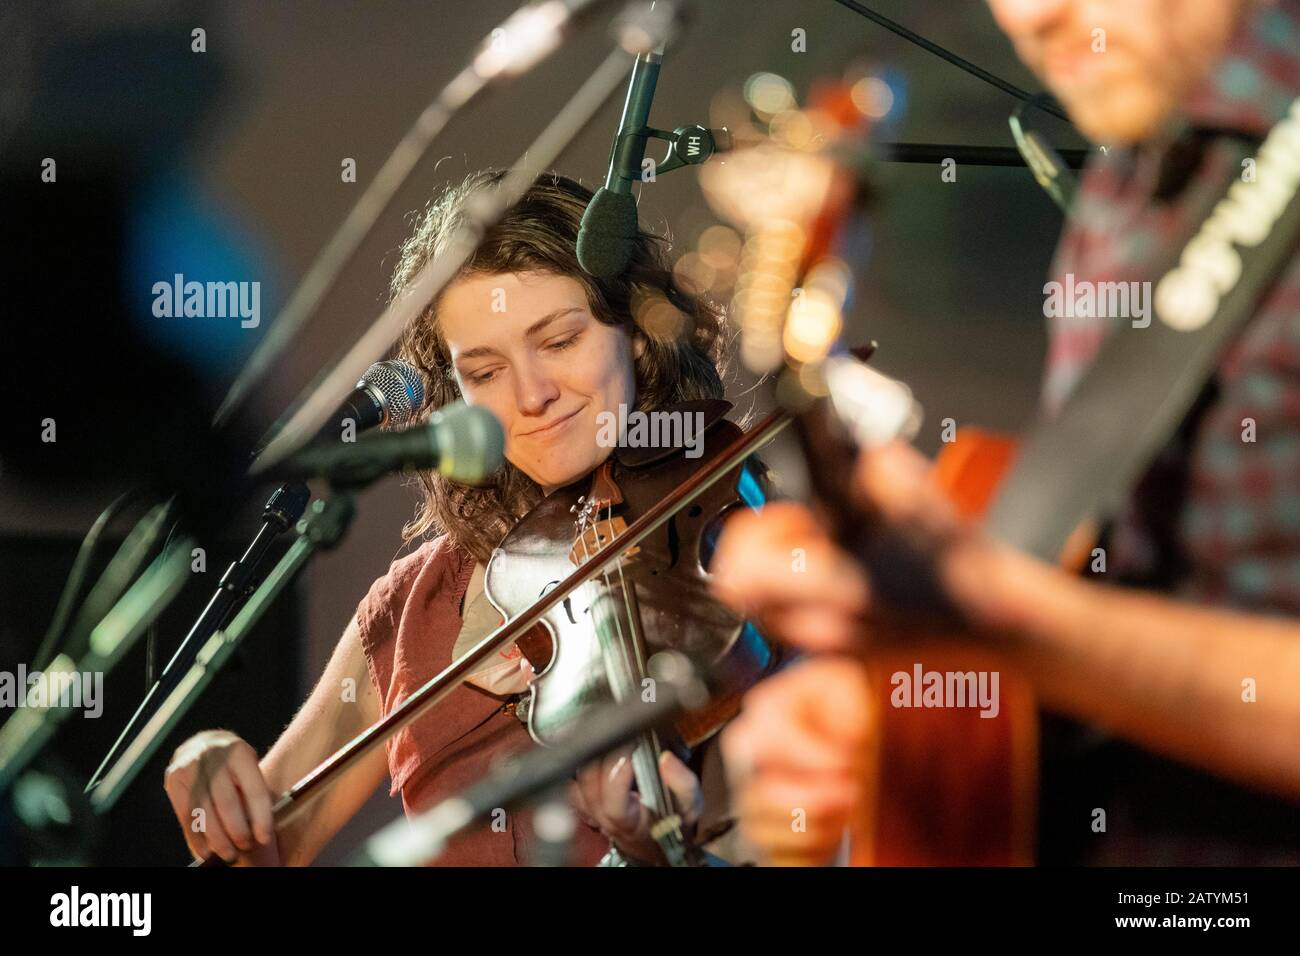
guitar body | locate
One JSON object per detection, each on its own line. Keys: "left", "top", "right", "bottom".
{"left": 851, "top": 428, "right": 1039, "bottom": 866}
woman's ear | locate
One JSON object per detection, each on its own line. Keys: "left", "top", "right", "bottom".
{"left": 632, "top": 331, "right": 648, "bottom": 359}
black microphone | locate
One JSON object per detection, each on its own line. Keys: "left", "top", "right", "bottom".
{"left": 312, "top": 358, "right": 427, "bottom": 443}
{"left": 278, "top": 401, "right": 505, "bottom": 488}
{"left": 576, "top": 37, "right": 666, "bottom": 278}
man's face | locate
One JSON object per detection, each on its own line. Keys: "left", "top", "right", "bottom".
{"left": 987, "top": 0, "right": 1249, "bottom": 143}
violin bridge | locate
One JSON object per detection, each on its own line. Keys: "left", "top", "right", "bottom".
{"left": 567, "top": 512, "right": 640, "bottom": 565}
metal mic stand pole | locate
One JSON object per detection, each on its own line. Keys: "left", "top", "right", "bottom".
{"left": 89, "top": 493, "right": 354, "bottom": 813}
{"left": 84, "top": 482, "right": 311, "bottom": 797}
{"left": 0, "top": 537, "right": 196, "bottom": 796}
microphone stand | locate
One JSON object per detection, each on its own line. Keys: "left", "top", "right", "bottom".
{"left": 84, "top": 482, "right": 310, "bottom": 803}
{"left": 350, "top": 652, "right": 707, "bottom": 867}
{"left": 89, "top": 493, "right": 355, "bottom": 813}
{"left": 0, "top": 537, "right": 195, "bottom": 796}
{"left": 830, "top": 0, "right": 1088, "bottom": 200}
{"left": 829, "top": 0, "right": 1071, "bottom": 123}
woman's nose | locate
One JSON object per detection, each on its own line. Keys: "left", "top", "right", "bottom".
{"left": 513, "top": 361, "right": 561, "bottom": 417}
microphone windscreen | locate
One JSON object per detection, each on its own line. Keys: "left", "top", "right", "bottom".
{"left": 431, "top": 402, "right": 505, "bottom": 486}
{"left": 360, "top": 359, "right": 427, "bottom": 426}
{"left": 576, "top": 187, "right": 639, "bottom": 278}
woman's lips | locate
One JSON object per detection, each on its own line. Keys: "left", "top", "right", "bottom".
{"left": 521, "top": 404, "right": 585, "bottom": 440}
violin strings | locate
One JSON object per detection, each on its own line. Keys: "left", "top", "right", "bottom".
{"left": 576, "top": 498, "right": 638, "bottom": 703}
{"left": 603, "top": 497, "right": 646, "bottom": 693}
{"left": 599, "top": 498, "right": 682, "bottom": 828}
{"left": 575, "top": 495, "right": 675, "bottom": 824}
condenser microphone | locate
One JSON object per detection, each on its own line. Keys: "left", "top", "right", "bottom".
{"left": 576, "top": 35, "right": 667, "bottom": 278}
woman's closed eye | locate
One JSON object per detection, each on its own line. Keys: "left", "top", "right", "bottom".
{"left": 466, "top": 365, "right": 503, "bottom": 385}
{"left": 464, "top": 334, "right": 581, "bottom": 385}
{"left": 545, "top": 332, "right": 581, "bottom": 353}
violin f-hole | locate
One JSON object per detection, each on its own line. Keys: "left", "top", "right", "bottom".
{"left": 540, "top": 579, "right": 581, "bottom": 626}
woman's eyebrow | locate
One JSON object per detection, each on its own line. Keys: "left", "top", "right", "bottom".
{"left": 523, "top": 306, "right": 585, "bottom": 338}
{"left": 455, "top": 307, "right": 586, "bottom": 361}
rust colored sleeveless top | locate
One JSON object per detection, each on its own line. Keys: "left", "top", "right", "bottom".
{"left": 356, "top": 535, "right": 609, "bottom": 866}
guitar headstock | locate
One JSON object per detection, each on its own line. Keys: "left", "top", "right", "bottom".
{"left": 698, "top": 72, "right": 921, "bottom": 449}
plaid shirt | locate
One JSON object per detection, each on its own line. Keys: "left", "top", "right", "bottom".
{"left": 1038, "top": 2, "right": 1300, "bottom": 865}
{"left": 1046, "top": 1, "right": 1300, "bottom": 614}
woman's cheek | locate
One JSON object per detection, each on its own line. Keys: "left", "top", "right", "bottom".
{"left": 587, "top": 336, "right": 635, "bottom": 406}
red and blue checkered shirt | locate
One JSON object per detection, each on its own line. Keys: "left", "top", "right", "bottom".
{"left": 1037, "top": 1, "right": 1300, "bottom": 865}
{"left": 1046, "top": 2, "right": 1300, "bottom": 615}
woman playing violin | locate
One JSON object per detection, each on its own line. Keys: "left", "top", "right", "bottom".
{"left": 163, "top": 169, "right": 749, "bottom": 866}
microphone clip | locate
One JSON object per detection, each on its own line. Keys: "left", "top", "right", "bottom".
{"left": 638, "top": 123, "right": 731, "bottom": 177}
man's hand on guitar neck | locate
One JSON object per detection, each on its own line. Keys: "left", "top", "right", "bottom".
{"left": 711, "top": 440, "right": 1300, "bottom": 838}
{"left": 710, "top": 439, "right": 1041, "bottom": 653}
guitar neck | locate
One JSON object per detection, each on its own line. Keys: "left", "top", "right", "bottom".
{"left": 793, "top": 397, "right": 963, "bottom": 626}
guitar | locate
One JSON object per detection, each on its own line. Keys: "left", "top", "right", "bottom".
{"left": 700, "top": 75, "right": 1044, "bottom": 865}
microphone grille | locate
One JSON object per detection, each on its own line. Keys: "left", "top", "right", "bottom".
{"left": 577, "top": 187, "right": 639, "bottom": 278}
{"left": 360, "top": 359, "right": 427, "bottom": 427}
{"left": 431, "top": 402, "right": 505, "bottom": 486}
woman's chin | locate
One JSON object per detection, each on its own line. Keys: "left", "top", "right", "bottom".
{"left": 522, "top": 460, "right": 583, "bottom": 493}
{"left": 518, "top": 443, "right": 616, "bottom": 494}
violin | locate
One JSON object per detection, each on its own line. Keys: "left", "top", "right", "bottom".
{"left": 485, "top": 396, "right": 778, "bottom": 865}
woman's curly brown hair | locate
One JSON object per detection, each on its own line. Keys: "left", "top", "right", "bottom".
{"left": 393, "top": 168, "right": 728, "bottom": 563}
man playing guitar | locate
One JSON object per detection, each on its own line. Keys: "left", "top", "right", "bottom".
{"left": 710, "top": 0, "right": 1300, "bottom": 865}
